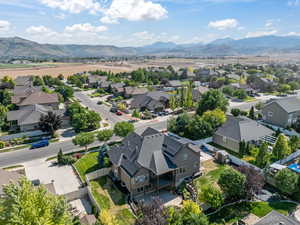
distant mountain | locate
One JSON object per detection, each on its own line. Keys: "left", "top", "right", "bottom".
{"left": 1, "top": 35, "right": 300, "bottom": 59}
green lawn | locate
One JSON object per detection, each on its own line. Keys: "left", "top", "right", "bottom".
{"left": 208, "top": 201, "right": 297, "bottom": 224}
{"left": 90, "top": 177, "right": 135, "bottom": 225}
{"left": 74, "top": 152, "right": 100, "bottom": 182}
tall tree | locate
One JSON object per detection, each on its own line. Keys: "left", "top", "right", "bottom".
{"left": 249, "top": 106, "right": 255, "bottom": 120}
{"left": 39, "top": 111, "right": 62, "bottom": 137}
{"left": 201, "top": 186, "right": 224, "bottom": 209}
{"left": 197, "top": 89, "right": 228, "bottom": 115}
{"left": 0, "top": 177, "right": 72, "bottom": 225}
{"left": 97, "top": 129, "right": 114, "bottom": 142}
{"left": 169, "top": 96, "right": 177, "bottom": 111}
{"left": 273, "top": 134, "right": 291, "bottom": 160}
{"left": 218, "top": 167, "right": 246, "bottom": 200}
{"left": 289, "top": 135, "right": 300, "bottom": 153}
{"left": 275, "top": 168, "right": 299, "bottom": 195}
{"left": 256, "top": 142, "right": 271, "bottom": 168}
{"left": 202, "top": 108, "right": 227, "bottom": 130}
{"left": 72, "top": 132, "right": 95, "bottom": 151}
{"left": 114, "top": 121, "right": 134, "bottom": 137}
{"left": 0, "top": 104, "right": 7, "bottom": 131}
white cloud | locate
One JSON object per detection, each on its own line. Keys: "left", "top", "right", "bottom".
{"left": 286, "top": 32, "right": 300, "bottom": 36}
{"left": 65, "top": 23, "right": 107, "bottom": 33}
{"left": 208, "top": 18, "right": 239, "bottom": 30}
{"left": 55, "top": 13, "right": 66, "bottom": 19}
{"left": 0, "top": 20, "right": 11, "bottom": 32}
{"left": 288, "top": 0, "right": 300, "bottom": 6}
{"left": 246, "top": 29, "right": 277, "bottom": 38}
{"left": 39, "top": 0, "right": 103, "bottom": 14}
{"left": 26, "top": 25, "right": 52, "bottom": 35}
{"left": 100, "top": 0, "right": 168, "bottom": 24}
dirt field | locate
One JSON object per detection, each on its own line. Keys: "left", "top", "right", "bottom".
{"left": 0, "top": 63, "right": 136, "bottom": 78}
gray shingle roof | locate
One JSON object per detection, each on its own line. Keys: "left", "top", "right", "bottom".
{"left": 215, "top": 116, "right": 273, "bottom": 142}
{"left": 108, "top": 128, "right": 197, "bottom": 177}
{"left": 130, "top": 91, "right": 170, "bottom": 110}
{"left": 17, "top": 92, "right": 59, "bottom": 106}
{"left": 167, "top": 80, "right": 182, "bottom": 87}
{"left": 254, "top": 211, "right": 300, "bottom": 225}
{"left": 266, "top": 97, "right": 300, "bottom": 113}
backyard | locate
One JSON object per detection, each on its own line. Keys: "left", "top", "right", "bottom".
{"left": 74, "top": 152, "right": 100, "bottom": 182}
{"left": 90, "top": 177, "right": 135, "bottom": 225}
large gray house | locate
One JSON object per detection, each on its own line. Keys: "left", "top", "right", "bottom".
{"left": 108, "top": 128, "right": 201, "bottom": 198}
{"left": 262, "top": 97, "right": 300, "bottom": 128}
{"left": 213, "top": 116, "right": 274, "bottom": 153}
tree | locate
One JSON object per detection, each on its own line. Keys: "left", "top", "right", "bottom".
{"left": 239, "top": 140, "right": 247, "bottom": 157}
{"left": 135, "top": 198, "right": 168, "bottom": 225}
{"left": 188, "top": 116, "right": 213, "bottom": 140}
{"left": 167, "top": 113, "right": 190, "bottom": 137}
{"left": 237, "top": 166, "right": 265, "bottom": 199}
{"left": 202, "top": 186, "right": 224, "bottom": 209}
{"left": 197, "top": 89, "right": 228, "bottom": 115}
{"left": 289, "top": 135, "right": 300, "bottom": 153}
{"left": 71, "top": 110, "right": 101, "bottom": 132}
{"left": 275, "top": 168, "right": 299, "bottom": 195}
{"left": 293, "top": 117, "right": 300, "bottom": 133}
{"left": 114, "top": 121, "right": 134, "bottom": 137}
{"left": 0, "top": 104, "right": 7, "bottom": 130}
{"left": 57, "top": 148, "right": 63, "bottom": 164}
{"left": 231, "top": 108, "right": 241, "bottom": 117}
{"left": 73, "top": 132, "right": 95, "bottom": 151}
{"left": 278, "top": 84, "right": 291, "bottom": 93}
{"left": 273, "top": 134, "right": 291, "bottom": 160}
{"left": 39, "top": 111, "right": 62, "bottom": 137}
{"left": 249, "top": 106, "right": 255, "bottom": 120}
{"left": 55, "top": 85, "right": 74, "bottom": 101}
{"left": 97, "top": 129, "right": 113, "bottom": 142}
{"left": 218, "top": 167, "right": 246, "bottom": 200}
{"left": 58, "top": 74, "right": 64, "bottom": 80}
{"left": 202, "top": 108, "right": 227, "bottom": 129}
{"left": 169, "top": 96, "right": 177, "bottom": 111}
{"left": 256, "top": 142, "right": 270, "bottom": 168}
{"left": 100, "top": 210, "right": 119, "bottom": 225}
{"left": 234, "top": 89, "right": 247, "bottom": 100}
{"left": 0, "top": 89, "right": 12, "bottom": 106}
{"left": 0, "top": 177, "right": 73, "bottom": 225}
{"left": 132, "top": 109, "right": 141, "bottom": 118}
{"left": 180, "top": 200, "right": 208, "bottom": 225}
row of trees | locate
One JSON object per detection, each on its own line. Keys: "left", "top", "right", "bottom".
{"left": 169, "top": 82, "right": 194, "bottom": 111}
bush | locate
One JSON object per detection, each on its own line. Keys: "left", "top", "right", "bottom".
{"left": 0, "top": 141, "right": 5, "bottom": 149}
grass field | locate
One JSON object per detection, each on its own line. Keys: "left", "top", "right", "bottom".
{"left": 90, "top": 177, "right": 135, "bottom": 225}
{"left": 0, "top": 63, "right": 57, "bottom": 69}
{"left": 73, "top": 152, "right": 100, "bottom": 182}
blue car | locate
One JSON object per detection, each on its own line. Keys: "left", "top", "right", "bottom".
{"left": 31, "top": 140, "right": 49, "bottom": 149}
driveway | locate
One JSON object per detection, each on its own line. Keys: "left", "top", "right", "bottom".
{"left": 24, "top": 159, "right": 81, "bottom": 195}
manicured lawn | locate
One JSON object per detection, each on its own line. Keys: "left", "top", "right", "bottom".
{"left": 90, "top": 179, "right": 111, "bottom": 210}
{"left": 115, "top": 208, "right": 136, "bottom": 225}
{"left": 74, "top": 152, "right": 100, "bottom": 182}
{"left": 207, "top": 201, "right": 297, "bottom": 224}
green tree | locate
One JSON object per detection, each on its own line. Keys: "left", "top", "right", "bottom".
{"left": 256, "top": 142, "right": 270, "bottom": 168}
{"left": 273, "top": 134, "right": 291, "bottom": 160}
{"left": 218, "top": 168, "right": 246, "bottom": 200}
{"left": 0, "top": 89, "right": 12, "bottom": 106}
{"left": 169, "top": 96, "right": 177, "bottom": 111}
{"left": 234, "top": 89, "right": 248, "bottom": 100}
{"left": 197, "top": 89, "right": 228, "bottom": 115}
{"left": 289, "top": 136, "right": 300, "bottom": 153}
{"left": 167, "top": 113, "right": 190, "bottom": 137}
{"left": 275, "top": 168, "right": 299, "bottom": 195}
{"left": 249, "top": 106, "right": 255, "bottom": 120}
{"left": 57, "top": 148, "right": 63, "bottom": 164}
{"left": 201, "top": 186, "right": 224, "bottom": 209}
{"left": 231, "top": 108, "right": 241, "bottom": 117}
{"left": 72, "top": 132, "right": 95, "bottom": 151}
{"left": 188, "top": 116, "right": 213, "bottom": 140}
{"left": 132, "top": 109, "right": 141, "bottom": 118}
{"left": 202, "top": 108, "right": 227, "bottom": 129}
{"left": 0, "top": 104, "right": 7, "bottom": 130}
{"left": 278, "top": 84, "right": 291, "bottom": 93}
{"left": 0, "top": 177, "right": 72, "bottom": 225}
{"left": 114, "top": 122, "right": 134, "bottom": 137}
{"left": 39, "top": 111, "right": 62, "bottom": 137}
{"left": 55, "top": 85, "right": 74, "bottom": 101}
{"left": 97, "top": 129, "right": 113, "bottom": 142}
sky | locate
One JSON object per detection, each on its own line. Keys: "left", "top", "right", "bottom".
{"left": 0, "top": 0, "right": 300, "bottom": 47}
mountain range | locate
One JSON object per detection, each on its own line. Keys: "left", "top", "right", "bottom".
{"left": 1, "top": 35, "right": 300, "bottom": 59}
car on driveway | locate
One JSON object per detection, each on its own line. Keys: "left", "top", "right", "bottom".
{"left": 31, "top": 140, "right": 49, "bottom": 149}
{"left": 116, "top": 111, "right": 123, "bottom": 116}
{"left": 110, "top": 107, "right": 118, "bottom": 113}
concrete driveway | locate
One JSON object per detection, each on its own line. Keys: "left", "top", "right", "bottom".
{"left": 24, "top": 159, "right": 81, "bottom": 195}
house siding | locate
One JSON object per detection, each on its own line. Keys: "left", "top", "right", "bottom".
{"left": 213, "top": 133, "right": 240, "bottom": 153}
{"left": 262, "top": 102, "right": 289, "bottom": 127}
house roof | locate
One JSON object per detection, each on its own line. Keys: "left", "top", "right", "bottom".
{"left": 17, "top": 91, "right": 59, "bottom": 106}
{"left": 12, "top": 86, "right": 42, "bottom": 104}
{"left": 88, "top": 75, "right": 107, "bottom": 83}
{"left": 7, "top": 104, "right": 65, "bottom": 125}
{"left": 265, "top": 97, "right": 300, "bottom": 113}
{"left": 108, "top": 128, "right": 199, "bottom": 177}
{"left": 80, "top": 214, "right": 97, "bottom": 225}
{"left": 167, "top": 80, "right": 182, "bottom": 87}
{"left": 0, "top": 169, "right": 22, "bottom": 195}
{"left": 14, "top": 76, "right": 33, "bottom": 86}
{"left": 124, "top": 87, "right": 148, "bottom": 96}
{"left": 130, "top": 91, "right": 170, "bottom": 110}
{"left": 254, "top": 211, "right": 300, "bottom": 225}
{"left": 215, "top": 116, "right": 273, "bottom": 142}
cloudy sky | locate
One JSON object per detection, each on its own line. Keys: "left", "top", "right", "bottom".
{"left": 0, "top": 0, "right": 300, "bottom": 46}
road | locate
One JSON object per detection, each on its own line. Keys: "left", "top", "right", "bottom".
{"left": 0, "top": 120, "right": 167, "bottom": 168}
{"left": 74, "top": 91, "right": 126, "bottom": 125}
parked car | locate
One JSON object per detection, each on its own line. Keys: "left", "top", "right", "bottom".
{"left": 110, "top": 107, "right": 118, "bottom": 113}
{"left": 128, "top": 119, "right": 138, "bottom": 123}
{"left": 31, "top": 140, "right": 49, "bottom": 149}
{"left": 116, "top": 111, "right": 123, "bottom": 116}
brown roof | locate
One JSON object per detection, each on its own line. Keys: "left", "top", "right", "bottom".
{"left": 0, "top": 169, "right": 22, "bottom": 195}
{"left": 17, "top": 92, "right": 59, "bottom": 106}
{"left": 80, "top": 215, "right": 97, "bottom": 225}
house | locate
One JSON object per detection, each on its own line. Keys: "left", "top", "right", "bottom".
{"left": 110, "top": 83, "right": 125, "bottom": 95}
{"left": 262, "top": 97, "right": 300, "bottom": 128}
{"left": 192, "top": 86, "right": 209, "bottom": 101}
{"left": 14, "top": 76, "right": 33, "bottom": 87}
{"left": 226, "top": 73, "right": 240, "bottom": 81}
{"left": 7, "top": 104, "right": 68, "bottom": 132}
{"left": 240, "top": 210, "right": 300, "bottom": 225}
{"left": 87, "top": 75, "right": 107, "bottom": 88}
{"left": 12, "top": 85, "right": 41, "bottom": 104}
{"left": 124, "top": 87, "right": 148, "bottom": 98}
{"left": 250, "top": 77, "right": 276, "bottom": 92}
{"left": 164, "top": 80, "right": 182, "bottom": 89}
{"left": 213, "top": 116, "right": 274, "bottom": 153}
{"left": 12, "top": 91, "right": 59, "bottom": 110}
{"left": 0, "top": 169, "right": 22, "bottom": 197}
{"left": 130, "top": 91, "right": 170, "bottom": 112}
{"left": 99, "top": 81, "right": 111, "bottom": 90}
{"left": 108, "top": 128, "right": 201, "bottom": 198}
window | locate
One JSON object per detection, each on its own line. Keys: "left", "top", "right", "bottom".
{"left": 183, "top": 153, "right": 188, "bottom": 160}
{"left": 268, "top": 111, "right": 273, "bottom": 117}
{"left": 223, "top": 136, "right": 227, "bottom": 143}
